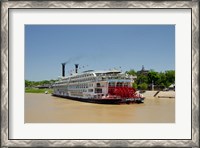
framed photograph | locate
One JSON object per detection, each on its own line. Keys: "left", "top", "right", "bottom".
{"left": 1, "top": 1, "right": 199, "bottom": 147}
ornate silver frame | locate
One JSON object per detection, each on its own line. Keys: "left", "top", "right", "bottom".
{"left": 1, "top": 1, "right": 199, "bottom": 147}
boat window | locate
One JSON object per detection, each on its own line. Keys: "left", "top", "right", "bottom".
{"left": 124, "top": 83, "right": 128, "bottom": 87}
{"left": 109, "top": 82, "right": 115, "bottom": 87}
{"left": 96, "top": 83, "right": 101, "bottom": 87}
{"left": 117, "top": 82, "right": 122, "bottom": 87}
{"left": 88, "top": 89, "right": 93, "bottom": 92}
{"left": 95, "top": 88, "right": 102, "bottom": 93}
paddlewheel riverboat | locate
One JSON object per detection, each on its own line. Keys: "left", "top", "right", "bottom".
{"left": 52, "top": 64, "right": 144, "bottom": 104}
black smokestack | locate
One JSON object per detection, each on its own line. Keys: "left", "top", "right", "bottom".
{"left": 75, "top": 64, "right": 79, "bottom": 73}
{"left": 62, "top": 63, "right": 65, "bottom": 77}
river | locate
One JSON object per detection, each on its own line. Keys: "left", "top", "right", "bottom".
{"left": 25, "top": 93, "right": 175, "bottom": 123}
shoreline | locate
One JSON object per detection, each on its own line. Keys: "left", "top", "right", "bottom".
{"left": 139, "top": 90, "right": 175, "bottom": 98}
{"left": 25, "top": 90, "right": 175, "bottom": 99}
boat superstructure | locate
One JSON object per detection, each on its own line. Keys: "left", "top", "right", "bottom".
{"left": 52, "top": 64, "right": 144, "bottom": 104}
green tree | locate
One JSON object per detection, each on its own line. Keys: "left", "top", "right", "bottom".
{"left": 126, "top": 69, "right": 137, "bottom": 76}
{"left": 165, "top": 70, "right": 175, "bottom": 85}
{"left": 136, "top": 74, "right": 148, "bottom": 84}
{"left": 138, "top": 83, "right": 148, "bottom": 90}
{"left": 147, "top": 70, "right": 160, "bottom": 85}
{"left": 158, "top": 72, "right": 168, "bottom": 87}
{"left": 25, "top": 80, "right": 32, "bottom": 87}
{"left": 126, "top": 69, "right": 175, "bottom": 89}
{"left": 40, "top": 80, "right": 49, "bottom": 85}
{"left": 132, "top": 83, "right": 138, "bottom": 89}
{"left": 25, "top": 79, "right": 57, "bottom": 87}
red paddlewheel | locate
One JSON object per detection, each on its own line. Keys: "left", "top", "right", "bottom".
{"left": 108, "top": 86, "right": 137, "bottom": 98}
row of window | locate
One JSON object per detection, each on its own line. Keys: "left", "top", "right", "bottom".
{"left": 94, "top": 94, "right": 105, "bottom": 99}
{"left": 70, "top": 74, "right": 94, "bottom": 80}
{"left": 54, "top": 82, "right": 130, "bottom": 88}
{"left": 108, "top": 82, "right": 130, "bottom": 87}
{"left": 70, "top": 77, "right": 96, "bottom": 83}
{"left": 70, "top": 92, "right": 83, "bottom": 97}
{"left": 55, "top": 75, "right": 95, "bottom": 85}
{"left": 68, "top": 83, "right": 89, "bottom": 89}
{"left": 70, "top": 88, "right": 102, "bottom": 93}
{"left": 88, "top": 83, "right": 94, "bottom": 87}
{"left": 56, "top": 88, "right": 87, "bottom": 93}
{"left": 55, "top": 87, "right": 102, "bottom": 94}
{"left": 70, "top": 89, "right": 86, "bottom": 93}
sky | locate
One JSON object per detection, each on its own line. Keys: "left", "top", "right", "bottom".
{"left": 25, "top": 25, "right": 175, "bottom": 81}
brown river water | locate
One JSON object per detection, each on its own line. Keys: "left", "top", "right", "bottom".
{"left": 25, "top": 93, "right": 175, "bottom": 123}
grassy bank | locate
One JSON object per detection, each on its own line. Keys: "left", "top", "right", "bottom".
{"left": 25, "top": 88, "right": 53, "bottom": 94}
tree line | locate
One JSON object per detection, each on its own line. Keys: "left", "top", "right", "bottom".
{"left": 25, "top": 79, "right": 57, "bottom": 88}
{"left": 126, "top": 69, "right": 175, "bottom": 90}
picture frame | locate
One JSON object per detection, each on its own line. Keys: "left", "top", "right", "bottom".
{"left": 1, "top": 1, "right": 199, "bottom": 147}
